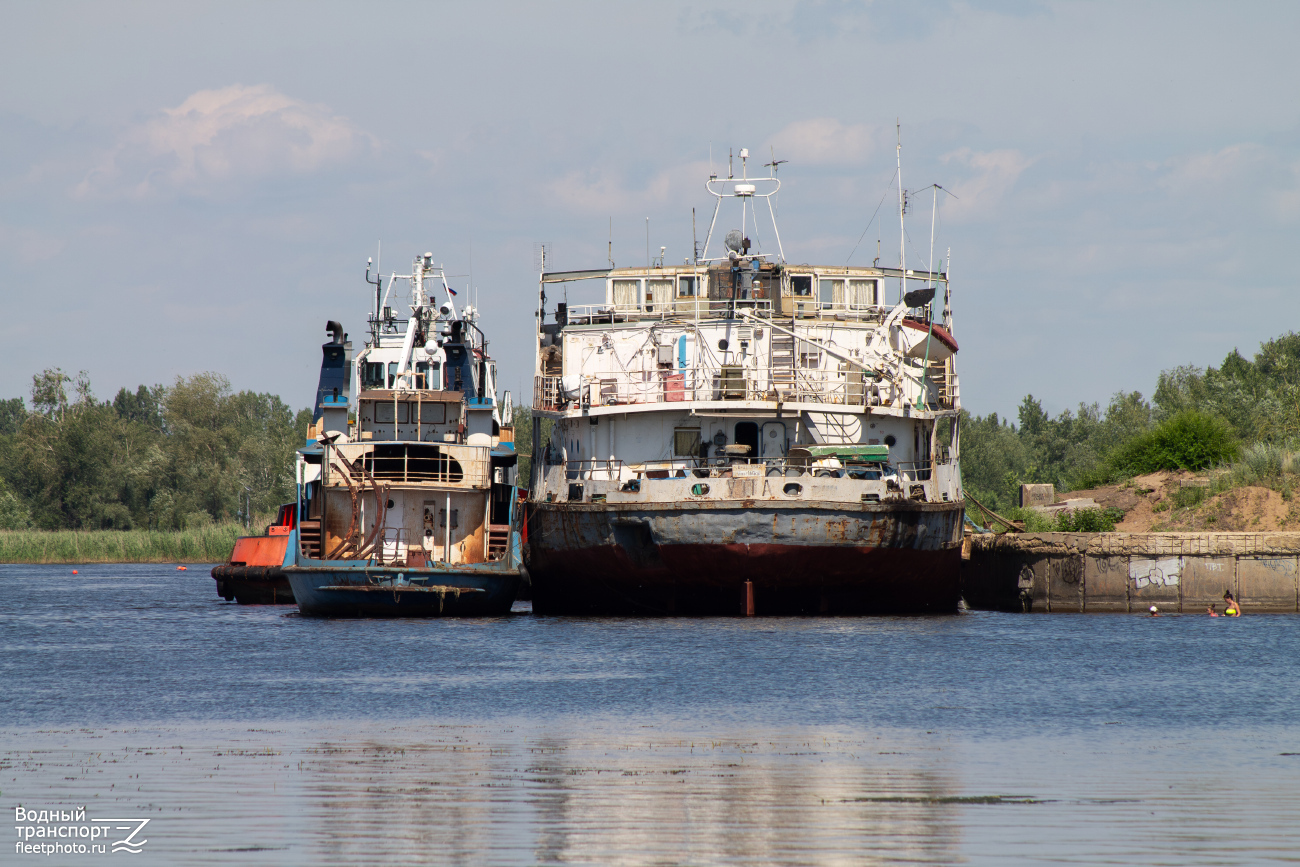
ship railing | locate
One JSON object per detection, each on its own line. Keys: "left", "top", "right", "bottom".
{"left": 376, "top": 527, "right": 410, "bottom": 566}
{"left": 630, "top": 456, "right": 901, "bottom": 480}
{"left": 562, "top": 459, "right": 626, "bottom": 481}
{"left": 324, "top": 443, "right": 491, "bottom": 487}
{"left": 785, "top": 298, "right": 890, "bottom": 320}
{"left": 896, "top": 461, "right": 933, "bottom": 482}
{"left": 563, "top": 299, "right": 775, "bottom": 324}
{"left": 561, "top": 300, "right": 901, "bottom": 325}
{"left": 533, "top": 366, "right": 874, "bottom": 411}
{"left": 535, "top": 375, "right": 564, "bottom": 410}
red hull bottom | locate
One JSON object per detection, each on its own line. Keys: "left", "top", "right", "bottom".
{"left": 530, "top": 543, "right": 962, "bottom": 616}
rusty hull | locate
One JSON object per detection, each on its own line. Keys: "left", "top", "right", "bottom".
{"left": 528, "top": 499, "right": 964, "bottom": 615}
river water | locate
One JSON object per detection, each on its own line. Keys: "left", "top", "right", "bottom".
{"left": 1, "top": 563, "right": 1297, "bottom": 865}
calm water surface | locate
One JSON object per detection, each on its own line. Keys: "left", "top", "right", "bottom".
{"left": 1, "top": 564, "right": 1297, "bottom": 865}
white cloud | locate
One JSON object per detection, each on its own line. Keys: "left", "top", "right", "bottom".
{"left": 1156, "top": 143, "right": 1300, "bottom": 222}
{"left": 77, "top": 84, "right": 376, "bottom": 198}
{"left": 0, "top": 224, "right": 65, "bottom": 264}
{"left": 939, "top": 147, "right": 1032, "bottom": 219}
{"left": 767, "top": 118, "right": 878, "bottom": 166}
{"left": 547, "top": 161, "right": 707, "bottom": 214}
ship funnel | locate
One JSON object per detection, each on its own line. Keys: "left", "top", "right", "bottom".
{"left": 312, "top": 318, "right": 353, "bottom": 437}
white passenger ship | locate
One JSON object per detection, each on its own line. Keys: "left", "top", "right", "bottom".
{"left": 526, "top": 151, "right": 964, "bottom": 615}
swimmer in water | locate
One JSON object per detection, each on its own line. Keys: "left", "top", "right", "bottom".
{"left": 1223, "top": 591, "right": 1241, "bottom": 617}
{"left": 1148, "top": 605, "right": 1160, "bottom": 617}
{"left": 1206, "top": 605, "right": 1218, "bottom": 616}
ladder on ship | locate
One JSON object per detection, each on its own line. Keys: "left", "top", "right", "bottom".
{"left": 299, "top": 520, "right": 322, "bottom": 559}
{"left": 487, "top": 524, "right": 510, "bottom": 561}
{"left": 929, "top": 359, "right": 956, "bottom": 407}
{"left": 770, "top": 332, "right": 795, "bottom": 397}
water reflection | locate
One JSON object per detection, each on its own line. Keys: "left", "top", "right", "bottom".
{"left": 300, "top": 728, "right": 964, "bottom": 866}
{"left": 7, "top": 722, "right": 1300, "bottom": 865}
{"left": 4, "top": 724, "right": 971, "bottom": 865}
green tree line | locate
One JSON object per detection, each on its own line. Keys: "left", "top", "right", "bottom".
{"left": 4, "top": 331, "right": 1293, "bottom": 529}
{"left": 0, "top": 369, "right": 310, "bottom": 530}
{"left": 960, "top": 332, "right": 1300, "bottom": 512}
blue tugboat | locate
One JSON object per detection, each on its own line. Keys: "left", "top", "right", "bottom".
{"left": 283, "top": 252, "right": 523, "bottom": 617}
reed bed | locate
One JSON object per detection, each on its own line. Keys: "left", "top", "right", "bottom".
{"left": 0, "top": 523, "right": 247, "bottom": 564}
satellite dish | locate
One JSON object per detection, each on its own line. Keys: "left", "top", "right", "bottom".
{"left": 724, "top": 230, "right": 743, "bottom": 253}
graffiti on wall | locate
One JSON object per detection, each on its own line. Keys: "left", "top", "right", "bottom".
{"left": 1130, "top": 557, "right": 1181, "bottom": 589}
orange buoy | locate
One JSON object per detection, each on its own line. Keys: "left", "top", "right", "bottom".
{"left": 72, "top": 569, "right": 78, "bottom": 574}
{"left": 177, "top": 566, "right": 187, "bottom": 571}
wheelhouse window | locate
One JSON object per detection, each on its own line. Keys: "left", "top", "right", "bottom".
{"left": 646, "top": 279, "right": 672, "bottom": 312}
{"left": 847, "top": 279, "right": 877, "bottom": 308}
{"left": 362, "top": 361, "right": 385, "bottom": 389}
{"left": 819, "top": 278, "right": 844, "bottom": 307}
{"left": 613, "top": 279, "right": 639, "bottom": 311}
{"left": 678, "top": 276, "right": 697, "bottom": 297}
{"left": 415, "top": 361, "right": 441, "bottom": 390}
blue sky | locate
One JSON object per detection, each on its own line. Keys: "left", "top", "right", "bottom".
{"left": 2, "top": 1, "right": 1297, "bottom": 420}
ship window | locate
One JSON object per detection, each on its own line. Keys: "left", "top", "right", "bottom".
{"left": 798, "top": 351, "right": 821, "bottom": 369}
{"left": 420, "top": 402, "right": 447, "bottom": 424}
{"left": 819, "top": 279, "right": 844, "bottom": 307}
{"left": 673, "top": 428, "right": 701, "bottom": 456}
{"left": 646, "top": 279, "right": 672, "bottom": 312}
{"left": 362, "top": 361, "right": 385, "bottom": 389}
{"left": 376, "top": 402, "right": 395, "bottom": 423}
{"left": 847, "top": 279, "right": 876, "bottom": 308}
{"left": 387, "top": 362, "right": 398, "bottom": 388}
{"left": 790, "top": 275, "right": 812, "bottom": 296}
{"left": 678, "top": 276, "right": 697, "bottom": 297}
{"left": 613, "top": 279, "right": 639, "bottom": 311}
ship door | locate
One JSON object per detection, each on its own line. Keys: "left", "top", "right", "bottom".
{"left": 734, "top": 422, "right": 759, "bottom": 461}
{"left": 760, "top": 422, "right": 787, "bottom": 459}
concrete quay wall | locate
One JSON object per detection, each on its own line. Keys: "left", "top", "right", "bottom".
{"left": 962, "top": 532, "right": 1300, "bottom": 613}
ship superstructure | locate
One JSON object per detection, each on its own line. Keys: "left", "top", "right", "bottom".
{"left": 283, "top": 252, "right": 522, "bottom": 617}
{"left": 526, "top": 151, "right": 964, "bottom": 615}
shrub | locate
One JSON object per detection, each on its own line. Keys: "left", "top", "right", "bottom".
{"left": 1239, "top": 441, "right": 1285, "bottom": 482}
{"left": 1172, "top": 485, "right": 1210, "bottom": 509}
{"left": 1055, "top": 507, "right": 1125, "bottom": 533}
{"left": 1106, "top": 410, "right": 1238, "bottom": 476}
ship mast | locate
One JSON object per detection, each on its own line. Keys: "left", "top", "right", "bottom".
{"left": 896, "top": 121, "right": 906, "bottom": 304}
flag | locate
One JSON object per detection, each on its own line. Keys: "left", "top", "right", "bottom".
{"left": 447, "top": 287, "right": 458, "bottom": 296}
